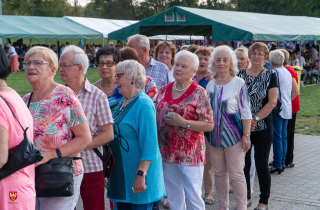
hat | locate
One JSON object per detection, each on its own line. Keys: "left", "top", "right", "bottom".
{"left": 15, "top": 46, "right": 19, "bottom": 49}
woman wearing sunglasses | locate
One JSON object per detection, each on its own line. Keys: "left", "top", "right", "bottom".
{"left": 94, "top": 46, "right": 122, "bottom": 112}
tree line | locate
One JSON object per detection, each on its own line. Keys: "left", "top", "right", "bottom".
{"left": 2, "top": 0, "right": 320, "bottom": 20}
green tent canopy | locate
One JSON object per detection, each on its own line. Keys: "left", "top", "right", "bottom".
{"left": 108, "top": 6, "right": 320, "bottom": 41}
{"left": 0, "top": 15, "right": 103, "bottom": 39}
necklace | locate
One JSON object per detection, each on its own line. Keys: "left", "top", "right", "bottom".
{"left": 113, "top": 90, "right": 142, "bottom": 119}
{"left": 124, "top": 90, "right": 142, "bottom": 100}
{"left": 174, "top": 81, "right": 192, "bottom": 92}
{"left": 100, "top": 80, "right": 115, "bottom": 94}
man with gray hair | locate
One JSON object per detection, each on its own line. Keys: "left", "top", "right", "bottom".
{"left": 59, "top": 45, "right": 114, "bottom": 210}
{"left": 127, "top": 34, "right": 170, "bottom": 90}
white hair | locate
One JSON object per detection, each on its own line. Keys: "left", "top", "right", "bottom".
{"left": 115, "top": 60, "right": 146, "bottom": 89}
{"left": 209, "top": 45, "right": 238, "bottom": 78}
{"left": 61, "top": 45, "right": 89, "bottom": 75}
{"left": 269, "top": 50, "right": 284, "bottom": 66}
{"left": 128, "top": 34, "right": 150, "bottom": 52}
{"left": 174, "top": 50, "right": 199, "bottom": 72}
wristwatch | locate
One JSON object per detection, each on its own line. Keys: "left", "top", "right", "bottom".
{"left": 137, "top": 170, "right": 147, "bottom": 176}
{"left": 254, "top": 116, "right": 260, "bottom": 121}
{"left": 186, "top": 120, "right": 191, "bottom": 129}
{"left": 56, "top": 148, "right": 62, "bottom": 158}
{"left": 243, "top": 134, "right": 250, "bottom": 137}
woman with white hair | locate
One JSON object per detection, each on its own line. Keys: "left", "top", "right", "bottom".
{"left": 205, "top": 45, "right": 252, "bottom": 210}
{"left": 22, "top": 46, "right": 92, "bottom": 210}
{"left": 5, "top": 43, "right": 19, "bottom": 72}
{"left": 155, "top": 50, "right": 214, "bottom": 210}
{"left": 108, "top": 60, "right": 166, "bottom": 210}
{"left": 269, "top": 50, "right": 298, "bottom": 174}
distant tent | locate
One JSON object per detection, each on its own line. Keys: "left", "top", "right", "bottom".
{"left": 148, "top": 35, "right": 204, "bottom": 40}
{"left": 108, "top": 6, "right": 320, "bottom": 41}
{"left": 63, "top": 16, "right": 138, "bottom": 38}
{"left": 0, "top": 15, "right": 103, "bottom": 39}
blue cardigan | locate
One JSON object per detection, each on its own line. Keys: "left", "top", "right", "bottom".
{"left": 107, "top": 93, "right": 166, "bottom": 204}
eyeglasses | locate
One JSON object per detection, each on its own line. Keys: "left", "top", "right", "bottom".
{"left": 23, "top": 60, "right": 49, "bottom": 67}
{"left": 115, "top": 73, "right": 125, "bottom": 80}
{"left": 98, "top": 60, "right": 115, "bottom": 67}
{"left": 251, "top": 53, "right": 265, "bottom": 57}
{"left": 59, "top": 64, "right": 80, "bottom": 69}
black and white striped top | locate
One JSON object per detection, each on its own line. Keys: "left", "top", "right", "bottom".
{"left": 237, "top": 68, "right": 278, "bottom": 131}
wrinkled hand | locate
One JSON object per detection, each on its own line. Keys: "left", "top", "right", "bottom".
{"left": 35, "top": 150, "right": 54, "bottom": 167}
{"left": 205, "top": 72, "right": 214, "bottom": 81}
{"left": 241, "top": 136, "right": 251, "bottom": 153}
{"left": 133, "top": 175, "right": 146, "bottom": 194}
{"left": 165, "top": 112, "right": 186, "bottom": 127}
{"left": 251, "top": 120, "right": 257, "bottom": 132}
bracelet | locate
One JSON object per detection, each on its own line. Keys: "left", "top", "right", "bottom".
{"left": 56, "top": 148, "right": 62, "bottom": 158}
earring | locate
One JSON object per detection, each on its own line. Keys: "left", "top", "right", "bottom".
{"left": 131, "top": 81, "right": 134, "bottom": 85}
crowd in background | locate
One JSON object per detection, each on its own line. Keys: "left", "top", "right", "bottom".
{"left": 0, "top": 34, "right": 303, "bottom": 210}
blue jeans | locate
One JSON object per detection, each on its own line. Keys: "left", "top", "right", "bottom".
{"left": 273, "top": 115, "right": 289, "bottom": 168}
{"left": 117, "top": 202, "right": 153, "bottom": 210}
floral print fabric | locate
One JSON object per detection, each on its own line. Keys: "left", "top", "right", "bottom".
{"left": 155, "top": 81, "right": 214, "bottom": 166}
{"left": 23, "top": 85, "right": 87, "bottom": 175}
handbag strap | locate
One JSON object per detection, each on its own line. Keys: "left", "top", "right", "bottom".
{"left": 27, "top": 92, "right": 33, "bottom": 108}
{"left": 0, "top": 95, "right": 26, "bottom": 132}
{"left": 274, "top": 70, "right": 282, "bottom": 100}
{"left": 247, "top": 68, "right": 265, "bottom": 93}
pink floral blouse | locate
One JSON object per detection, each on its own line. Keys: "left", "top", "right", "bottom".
{"left": 23, "top": 85, "right": 87, "bottom": 175}
{"left": 155, "top": 81, "right": 214, "bottom": 166}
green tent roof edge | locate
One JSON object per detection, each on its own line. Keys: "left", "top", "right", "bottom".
{"left": 0, "top": 15, "right": 103, "bottom": 39}
{"left": 108, "top": 6, "right": 320, "bottom": 41}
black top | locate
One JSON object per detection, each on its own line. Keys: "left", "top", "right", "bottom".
{"left": 237, "top": 68, "right": 278, "bottom": 131}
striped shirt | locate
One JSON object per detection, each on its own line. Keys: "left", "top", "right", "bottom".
{"left": 77, "top": 78, "right": 114, "bottom": 173}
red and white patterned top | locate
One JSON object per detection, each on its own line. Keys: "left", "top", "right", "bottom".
{"left": 155, "top": 81, "right": 214, "bottom": 166}
{"left": 76, "top": 78, "right": 114, "bottom": 173}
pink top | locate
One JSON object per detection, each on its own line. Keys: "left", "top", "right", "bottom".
{"left": 23, "top": 85, "right": 87, "bottom": 176}
{"left": 0, "top": 90, "right": 36, "bottom": 210}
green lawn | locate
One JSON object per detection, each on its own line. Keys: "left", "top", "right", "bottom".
{"left": 6, "top": 70, "right": 320, "bottom": 135}
{"left": 6, "top": 67, "right": 101, "bottom": 97}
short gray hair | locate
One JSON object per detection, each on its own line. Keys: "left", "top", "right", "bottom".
{"left": 128, "top": 34, "right": 150, "bottom": 52}
{"left": 174, "top": 50, "right": 199, "bottom": 72}
{"left": 209, "top": 45, "right": 238, "bottom": 78}
{"left": 115, "top": 60, "right": 146, "bottom": 89}
{"left": 61, "top": 45, "right": 89, "bottom": 75}
{"left": 269, "top": 50, "right": 284, "bottom": 66}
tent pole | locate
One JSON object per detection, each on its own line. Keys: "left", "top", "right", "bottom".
{"left": 299, "top": 40, "right": 302, "bottom": 67}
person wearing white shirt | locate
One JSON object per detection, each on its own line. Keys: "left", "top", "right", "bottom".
{"left": 5, "top": 43, "right": 19, "bottom": 72}
{"left": 269, "top": 50, "right": 299, "bottom": 175}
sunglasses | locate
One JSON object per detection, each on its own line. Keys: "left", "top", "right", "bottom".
{"left": 97, "top": 60, "right": 115, "bottom": 67}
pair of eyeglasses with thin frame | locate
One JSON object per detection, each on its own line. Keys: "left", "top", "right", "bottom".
{"left": 115, "top": 73, "right": 124, "bottom": 80}
{"left": 23, "top": 60, "right": 49, "bottom": 67}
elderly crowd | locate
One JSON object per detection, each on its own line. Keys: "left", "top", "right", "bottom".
{"left": 0, "top": 34, "right": 300, "bottom": 210}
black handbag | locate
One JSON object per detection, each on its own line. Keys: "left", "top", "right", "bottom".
{"left": 271, "top": 70, "right": 282, "bottom": 116}
{"left": 0, "top": 95, "right": 43, "bottom": 181}
{"left": 93, "top": 145, "right": 115, "bottom": 179}
{"left": 35, "top": 157, "right": 81, "bottom": 197}
{"left": 26, "top": 92, "right": 81, "bottom": 197}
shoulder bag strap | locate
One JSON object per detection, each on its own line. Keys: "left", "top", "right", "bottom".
{"left": 27, "top": 92, "right": 33, "bottom": 108}
{"left": 0, "top": 95, "right": 25, "bottom": 132}
{"left": 247, "top": 68, "right": 265, "bottom": 93}
{"left": 274, "top": 70, "right": 282, "bottom": 100}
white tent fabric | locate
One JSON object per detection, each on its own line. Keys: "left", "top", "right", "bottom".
{"left": 148, "top": 35, "right": 204, "bottom": 40}
{"left": 63, "top": 16, "right": 138, "bottom": 38}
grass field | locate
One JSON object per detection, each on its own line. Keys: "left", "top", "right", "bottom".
{"left": 5, "top": 70, "right": 320, "bottom": 135}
